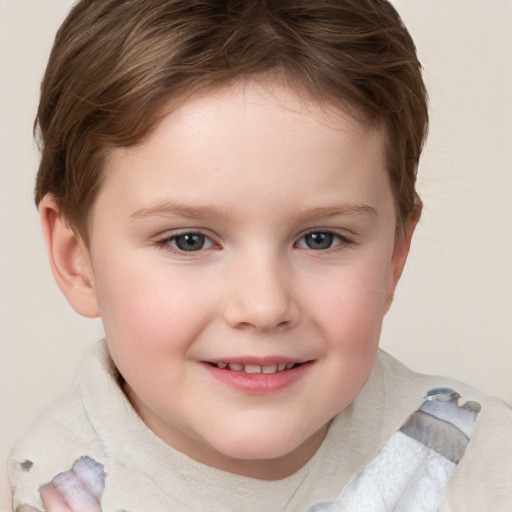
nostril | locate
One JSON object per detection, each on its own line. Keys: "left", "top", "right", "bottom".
{"left": 236, "top": 321, "right": 259, "bottom": 331}
{"left": 234, "top": 319, "right": 292, "bottom": 332}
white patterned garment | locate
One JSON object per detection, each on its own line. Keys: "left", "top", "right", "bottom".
{"left": 309, "top": 388, "right": 481, "bottom": 512}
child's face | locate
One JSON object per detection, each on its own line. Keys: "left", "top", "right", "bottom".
{"left": 81, "top": 80, "right": 411, "bottom": 478}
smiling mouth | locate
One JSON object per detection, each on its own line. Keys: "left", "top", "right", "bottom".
{"left": 207, "top": 362, "right": 303, "bottom": 374}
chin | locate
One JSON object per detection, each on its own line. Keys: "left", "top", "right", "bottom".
{"left": 208, "top": 421, "right": 319, "bottom": 463}
{"left": 224, "top": 441, "right": 295, "bottom": 462}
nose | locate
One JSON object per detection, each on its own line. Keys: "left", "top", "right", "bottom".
{"left": 222, "top": 251, "right": 300, "bottom": 332}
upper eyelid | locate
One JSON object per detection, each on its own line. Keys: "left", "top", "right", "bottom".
{"left": 156, "top": 228, "right": 216, "bottom": 241}
{"left": 296, "top": 228, "right": 354, "bottom": 241}
{"left": 154, "top": 229, "right": 220, "bottom": 250}
{"left": 293, "top": 229, "right": 355, "bottom": 252}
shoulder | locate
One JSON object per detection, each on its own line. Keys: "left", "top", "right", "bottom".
{"left": 7, "top": 386, "right": 107, "bottom": 510}
{"left": 374, "top": 348, "right": 510, "bottom": 410}
{"left": 374, "top": 349, "right": 512, "bottom": 510}
{"left": 443, "top": 390, "right": 512, "bottom": 510}
{"left": 374, "top": 348, "right": 512, "bottom": 432}
{"left": 6, "top": 343, "right": 112, "bottom": 510}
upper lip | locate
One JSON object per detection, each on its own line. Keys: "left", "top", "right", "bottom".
{"left": 202, "top": 356, "right": 311, "bottom": 366}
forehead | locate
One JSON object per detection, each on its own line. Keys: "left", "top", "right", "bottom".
{"left": 95, "top": 79, "right": 393, "bottom": 227}
{"left": 111, "top": 80, "right": 382, "bottom": 169}
{"left": 158, "top": 78, "right": 376, "bottom": 150}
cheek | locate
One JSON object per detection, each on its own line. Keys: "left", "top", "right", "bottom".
{"left": 92, "top": 259, "right": 215, "bottom": 352}
{"left": 311, "top": 261, "right": 390, "bottom": 339}
{"left": 313, "top": 271, "right": 388, "bottom": 406}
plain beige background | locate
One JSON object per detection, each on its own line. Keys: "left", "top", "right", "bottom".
{"left": 1, "top": 0, "right": 511, "bottom": 470}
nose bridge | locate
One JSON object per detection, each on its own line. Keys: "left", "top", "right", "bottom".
{"left": 223, "top": 246, "right": 299, "bottom": 331}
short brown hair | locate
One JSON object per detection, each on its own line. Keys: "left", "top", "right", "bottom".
{"left": 35, "top": 0, "right": 428, "bottom": 242}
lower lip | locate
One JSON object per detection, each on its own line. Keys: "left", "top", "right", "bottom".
{"left": 202, "top": 362, "right": 312, "bottom": 394}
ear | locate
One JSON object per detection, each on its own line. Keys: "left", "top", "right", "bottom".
{"left": 384, "top": 205, "right": 421, "bottom": 314}
{"left": 39, "top": 195, "right": 100, "bottom": 318}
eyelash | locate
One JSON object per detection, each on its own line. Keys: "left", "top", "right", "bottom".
{"left": 154, "top": 229, "right": 354, "bottom": 254}
{"left": 294, "top": 230, "right": 353, "bottom": 251}
{"left": 154, "top": 231, "right": 217, "bottom": 254}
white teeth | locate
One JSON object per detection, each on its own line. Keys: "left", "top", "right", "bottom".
{"left": 215, "top": 362, "right": 300, "bottom": 372}
{"left": 244, "top": 364, "right": 262, "bottom": 374}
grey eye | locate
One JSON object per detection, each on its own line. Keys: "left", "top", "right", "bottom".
{"left": 172, "top": 233, "right": 207, "bottom": 252}
{"left": 303, "top": 232, "right": 335, "bottom": 250}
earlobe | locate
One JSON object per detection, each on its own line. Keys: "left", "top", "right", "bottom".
{"left": 384, "top": 205, "right": 421, "bottom": 314}
{"left": 39, "top": 195, "right": 100, "bottom": 318}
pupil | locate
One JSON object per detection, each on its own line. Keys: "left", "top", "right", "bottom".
{"left": 306, "top": 232, "right": 333, "bottom": 250}
{"left": 175, "top": 234, "right": 205, "bottom": 251}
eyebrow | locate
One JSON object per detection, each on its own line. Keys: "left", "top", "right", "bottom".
{"left": 291, "top": 204, "right": 378, "bottom": 222}
{"left": 129, "top": 200, "right": 377, "bottom": 222}
{"left": 129, "top": 200, "right": 234, "bottom": 222}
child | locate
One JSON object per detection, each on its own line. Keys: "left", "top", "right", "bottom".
{"left": 4, "top": 0, "right": 512, "bottom": 510}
